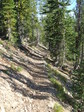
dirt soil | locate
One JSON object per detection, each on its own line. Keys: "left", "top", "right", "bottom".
{"left": 0, "top": 43, "right": 72, "bottom": 112}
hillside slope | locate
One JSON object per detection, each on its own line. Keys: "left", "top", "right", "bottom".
{"left": 0, "top": 41, "right": 72, "bottom": 112}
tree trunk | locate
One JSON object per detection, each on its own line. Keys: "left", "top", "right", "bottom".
{"left": 80, "top": 41, "right": 84, "bottom": 63}
{"left": 7, "top": 19, "right": 12, "bottom": 41}
{"left": 75, "top": 0, "right": 82, "bottom": 66}
{"left": 63, "top": 29, "right": 66, "bottom": 65}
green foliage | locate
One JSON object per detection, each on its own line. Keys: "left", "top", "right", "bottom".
{"left": 47, "top": 64, "right": 66, "bottom": 100}
{"left": 0, "top": 1, "right": 84, "bottom": 111}
{"left": 49, "top": 76, "right": 66, "bottom": 101}
{"left": 65, "top": 15, "right": 77, "bottom": 61}
{"left": 42, "top": 0, "right": 71, "bottom": 65}
{"left": 72, "top": 61, "right": 84, "bottom": 111}
{"left": 16, "top": 0, "right": 38, "bottom": 42}
{"left": 50, "top": 77, "right": 64, "bottom": 92}
{"left": 0, "top": 40, "right": 4, "bottom": 45}
{"left": 47, "top": 64, "right": 67, "bottom": 83}
{"left": 53, "top": 103, "right": 64, "bottom": 112}
{"left": 11, "top": 64, "right": 22, "bottom": 72}
{"left": 47, "top": 63, "right": 74, "bottom": 106}
{"left": 0, "top": 0, "right": 39, "bottom": 44}
{"left": 16, "top": 66, "right": 23, "bottom": 72}
{"left": 1, "top": 0, "right": 17, "bottom": 42}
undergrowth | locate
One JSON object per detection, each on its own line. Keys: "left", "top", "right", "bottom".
{"left": 53, "top": 103, "right": 64, "bottom": 112}
{"left": 47, "top": 64, "right": 74, "bottom": 107}
{"left": 0, "top": 51, "right": 3, "bottom": 57}
{"left": 47, "top": 64, "right": 67, "bottom": 83}
{"left": 0, "top": 40, "right": 4, "bottom": 45}
{"left": 11, "top": 64, "right": 22, "bottom": 72}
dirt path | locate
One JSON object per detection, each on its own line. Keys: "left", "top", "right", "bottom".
{"left": 0, "top": 44, "right": 71, "bottom": 112}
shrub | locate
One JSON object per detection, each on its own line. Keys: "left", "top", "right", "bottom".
{"left": 16, "top": 66, "right": 22, "bottom": 72}
{"left": 53, "top": 103, "right": 64, "bottom": 112}
{"left": 11, "top": 64, "right": 22, "bottom": 72}
{"left": 0, "top": 40, "right": 3, "bottom": 45}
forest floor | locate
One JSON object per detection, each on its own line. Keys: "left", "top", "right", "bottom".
{"left": 0, "top": 40, "right": 73, "bottom": 112}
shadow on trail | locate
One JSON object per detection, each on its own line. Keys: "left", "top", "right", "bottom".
{"left": 0, "top": 64, "right": 56, "bottom": 100}
{"left": 0, "top": 48, "right": 74, "bottom": 108}
{"left": 2, "top": 53, "right": 47, "bottom": 79}
{"left": 2, "top": 53, "right": 45, "bottom": 70}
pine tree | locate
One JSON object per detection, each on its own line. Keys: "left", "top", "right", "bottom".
{"left": 30, "top": 0, "right": 39, "bottom": 42}
{"left": 65, "top": 14, "right": 77, "bottom": 61}
{"left": 0, "top": 0, "right": 6, "bottom": 38}
{"left": 43, "top": 0, "right": 70, "bottom": 65}
{"left": 72, "top": 62, "right": 84, "bottom": 111}
{"left": 75, "top": 0, "right": 84, "bottom": 65}
{"left": 14, "top": 0, "right": 31, "bottom": 44}
{"left": 80, "top": 0, "right": 84, "bottom": 63}
{"left": 1, "top": 0, "right": 17, "bottom": 43}
{"left": 14, "top": 0, "right": 38, "bottom": 44}
{"left": 72, "top": 0, "right": 84, "bottom": 111}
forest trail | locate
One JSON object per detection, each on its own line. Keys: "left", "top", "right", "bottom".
{"left": 0, "top": 42, "right": 72, "bottom": 112}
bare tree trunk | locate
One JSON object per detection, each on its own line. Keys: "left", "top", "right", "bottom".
{"left": 76, "top": 0, "right": 81, "bottom": 49}
{"left": 63, "top": 29, "right": 66, "bottom": 65}
{"left": 37, "top": 28, "right": 39, "bottom": 45}
{"left": 75, "top": 0, "right": 82, "bottom": 68}
{"left": 81, "top": 41, "right": 84, "bottom": 63}
{"left": 7, "top": 19, "right": 12, "bottom": 41}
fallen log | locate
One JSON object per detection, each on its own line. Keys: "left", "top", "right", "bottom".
{"left": 20, "top": 45, "right": 43, "bottom": 59}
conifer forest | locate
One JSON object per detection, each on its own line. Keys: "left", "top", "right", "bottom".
{"left": 0, "top": 0, "right": 84, "bottom": 112}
